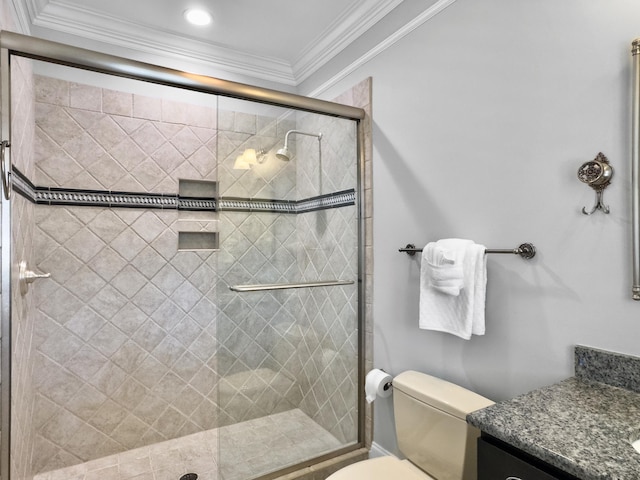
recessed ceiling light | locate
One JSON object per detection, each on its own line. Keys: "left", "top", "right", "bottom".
{"left": 184, "top": 8, "right": 212, "bottom": 26}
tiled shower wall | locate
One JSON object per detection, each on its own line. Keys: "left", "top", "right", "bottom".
{"left": 10, "top": 56, "right": 38, "bottom": 480}
{"left": 280, "top": 77, "right": 373, "bottom": 480}
{"left": 27, "top": 73, "right": 362, "bottom": 474}
{"left": 263, "top": 78, "right": 373, "bottom": 480}
{"left": 32, "top": 206, "right": 219, "bottom": 472}
{"left": 296, "top": 207, "right": 358, "bottom": 444}
{"left": 214, "top": 111, "right": 359, "bottom": 460}
{"left": 32, "top": 76, "right": 217, "bottom": 192}
{"left": 31, "top": 76, "right": 223, "bottom": 473}
{"left": 215, "top": 108, "right": 359, "bottom": 447}
{"left": 29, "top": 75, "right": 305, "bottom": 473}
{"left": 294, "top": 114, "right": 358, "bottom": 443}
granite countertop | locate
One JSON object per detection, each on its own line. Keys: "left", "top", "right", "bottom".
{"left": 467, "top": 368, "right": 640, "bottom": 479}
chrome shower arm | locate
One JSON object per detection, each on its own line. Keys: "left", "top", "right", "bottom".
{"left": 283, "top": 129, "right": 323, "bottom": 147}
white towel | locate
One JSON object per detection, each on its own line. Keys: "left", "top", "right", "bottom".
{"left": 419, "top": 239, "right": 487, "bottom": 340}
{"left": 423, "top": 241, "right": 464, "bottom": 295}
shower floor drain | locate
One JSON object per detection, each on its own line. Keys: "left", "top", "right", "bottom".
{"left": 180, "top": 474, "right": 198, "bottom": 480}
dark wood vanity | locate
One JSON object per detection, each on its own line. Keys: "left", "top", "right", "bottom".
{"left": 477, "top": 434, "right": 579, "bottom": 480}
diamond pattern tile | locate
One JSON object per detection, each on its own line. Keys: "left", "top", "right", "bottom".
{"left": 34, "top": 78, "right": 220, "bottom": 195}
{"left": 28, "top": 73, "right": 360, "bottom": 477}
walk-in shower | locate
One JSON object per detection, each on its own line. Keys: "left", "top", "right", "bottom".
{"left": 0, "top": 31, "right": 367, "bottom": 480}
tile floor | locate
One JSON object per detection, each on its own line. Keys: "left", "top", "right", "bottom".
{"left": 33, "top": 409, "right": 343, "bottom": 480}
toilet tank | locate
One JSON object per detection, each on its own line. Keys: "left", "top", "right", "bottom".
{"left": 393, "top": 371, "right": 494, "bottom": 480}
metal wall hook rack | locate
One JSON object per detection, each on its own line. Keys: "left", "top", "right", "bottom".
{"left": 399, "top": 242, "right": 536, "bottom": 259}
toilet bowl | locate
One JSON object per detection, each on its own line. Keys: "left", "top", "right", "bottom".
{"left": 328, "top": 371, "right": 494, "bottom": 480}
{"left": 329, "top": 456, "right": 432, "bottom": 480}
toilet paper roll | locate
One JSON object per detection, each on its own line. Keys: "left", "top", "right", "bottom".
{"left": 365, "top": 369, "right": 393, "bottom": 403}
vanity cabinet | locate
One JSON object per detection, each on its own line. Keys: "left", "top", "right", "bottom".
{"left": 477, "top": 435, "right": 580, "bottom": 480}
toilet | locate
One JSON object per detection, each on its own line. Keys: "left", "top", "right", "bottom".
{"left": 328, "top": 370, "right": 494, "bottom": 480}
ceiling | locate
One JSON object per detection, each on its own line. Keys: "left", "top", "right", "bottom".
{"left": 12, "top": 0, "right": 404, "bottom": 86}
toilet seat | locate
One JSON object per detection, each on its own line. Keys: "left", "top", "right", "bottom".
{"left": 327, "top": 456, "right": 434, "bottom": 480}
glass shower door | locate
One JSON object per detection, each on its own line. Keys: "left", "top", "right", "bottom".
{"left": 7, "top": 58, "right": 221, "bottom": 480}
{"left": 1, "top": 31, "right": 364, "bottom": 480}
{"left": 216, "top": 98, "right": 360, "bottom": 479}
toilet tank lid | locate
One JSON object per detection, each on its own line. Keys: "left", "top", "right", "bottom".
{"left": 393, "top": 370, "right": 494, "bottom": 419}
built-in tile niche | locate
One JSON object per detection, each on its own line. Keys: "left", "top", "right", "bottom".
{"left": 178, "top": 178, "right": 217, "bottom": 199}
{"left": 178, "top": 232, "right": 219, "bottom": 251}
{"left": 178, "top": 179, "right": 218, "bottom": 251}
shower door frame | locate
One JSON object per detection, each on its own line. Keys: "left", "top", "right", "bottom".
{"left": 0, "top": 30, "right": 367, "bottom": 480}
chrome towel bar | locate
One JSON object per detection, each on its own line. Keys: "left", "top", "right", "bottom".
{"left": 229, "top": 280, "right": 355, "bottom": 292}
{"left": 399, "top": 242, "right": 536, "bottom": 259}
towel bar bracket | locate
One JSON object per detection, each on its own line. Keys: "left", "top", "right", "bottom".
{"left": 514, "top": 243, "right": 536, "bottom": 259}
{"left": 399, "top": 244, "right": 420, "bottom": 256}
{"left": 399, "top": 242, "right": 536, "bottom": 260}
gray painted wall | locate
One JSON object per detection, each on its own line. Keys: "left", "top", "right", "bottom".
{"left": 302, "top": 0, "right": 640, "bottom": 455}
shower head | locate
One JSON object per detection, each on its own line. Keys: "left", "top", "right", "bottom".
{"left": 276, "top": 145, "right": 291, "bottom": 161}
{"left": 276, "top": 130, "right": 322, "bottom": 162}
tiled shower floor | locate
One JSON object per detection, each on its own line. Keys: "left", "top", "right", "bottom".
{"left": 34, "top": 409, "right": 342, "bottom": 480}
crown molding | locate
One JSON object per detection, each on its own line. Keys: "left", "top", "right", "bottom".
{"left": 11, "top": 0, "right": 451, "bottom": 88}
{"left": 28, "top": 0, "right": 298, "bottom": 85}
{"left": 292, "top": 0, "right": 403, "bottom": 84}
{"left": 8, "top": 0, "right": 33, "bottom": 34}
{"left": 13, "top": 0, "right": 408, "bottom": 87}
{"left": 308, "top": 0, "right": 457, "bottom": 97}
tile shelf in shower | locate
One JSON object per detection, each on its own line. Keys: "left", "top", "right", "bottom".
{"left": 178, "top": 231, "right": 219, "bottom": 251}
{"left": 11, "top": 167, "right": 356, "bottom": 213}
{"left": 179, "top": 178, "right": 217, "bottom": 199}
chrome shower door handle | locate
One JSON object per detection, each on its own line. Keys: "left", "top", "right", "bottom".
{"left": 19, "top": 260, "right": 50, "bottom": 295}
{"left": 1, "top": 140, "right": 10, "bottom": 200}
{"left": 23, "top": 270, "right": 51, "bottom": 283}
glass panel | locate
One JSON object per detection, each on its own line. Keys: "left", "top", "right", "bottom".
{"left": 9, "top": 54, "right": 38, "bottom": 480}
{"left": 216, "top": 97, "right": 359, "bottom": 480}
{"left": 10, "top": 59, "right": 220, "bottom": 480}
{"left": 6, "top": 51, "right": 360, "bottom": 480}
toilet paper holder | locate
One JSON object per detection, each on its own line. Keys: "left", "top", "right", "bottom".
{"left": 365, "top": 368, "right": 394, "bottom": 403}
{"left": 380, "top": 369, "right": 392, "bottom": 391}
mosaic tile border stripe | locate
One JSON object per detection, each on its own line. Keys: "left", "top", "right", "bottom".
{"left": 218, "top": 197, "right": 296, "bottom": 213}
{"left": 297, "top": 190, "right": 357, "bottom": 213}
{"left": 218, "top": 189, "right": 356, "bottom": 213}
{"left": 12, "top": 167, "right": 355, "bottom": 214}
